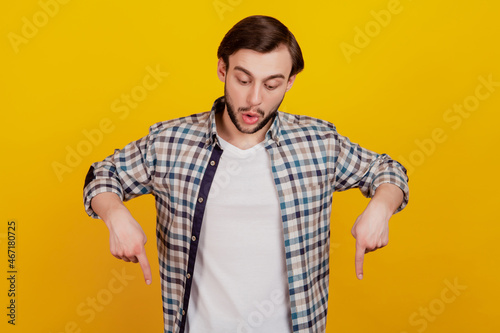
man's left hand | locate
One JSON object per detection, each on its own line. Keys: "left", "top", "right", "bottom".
{"left": 351, "top": 183, "right": 404, "bottom": 280}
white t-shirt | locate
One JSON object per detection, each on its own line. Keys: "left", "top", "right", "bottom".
{"left": 186, "top": 136, "right": 292, "bottom": 333}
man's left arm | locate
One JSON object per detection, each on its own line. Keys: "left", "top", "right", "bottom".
{"left": 330, "top": 130, "right": 409, "bottom": 280}
{"left": 351, "top": 183, "right": 404, "bottom": 280}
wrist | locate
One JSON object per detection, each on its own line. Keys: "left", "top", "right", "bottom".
{"left": 367, "top": 197, "right": 393, "bottom": 220}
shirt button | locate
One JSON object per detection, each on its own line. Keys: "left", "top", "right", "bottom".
{"left": 191, "top": 235, "right": 197, "bottom": 241}
{"left": 198, "top": 197, "right": 204, "bottom": 203}
{"left": 187, "top": 273, "right": 191, "bottom": 279}
{"left": 182, "top": 310, "right": 186, "bottom": 316}
{"left": 210, "top": 160, "right": 216, "bottom": 166}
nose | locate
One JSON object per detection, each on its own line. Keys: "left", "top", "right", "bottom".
{"left": 247, "top": 83, "right": 262, "bottom": 107}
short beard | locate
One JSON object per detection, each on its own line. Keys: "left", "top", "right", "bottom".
{"left": 224, "top": 85, "right": 283, "bottom": 135}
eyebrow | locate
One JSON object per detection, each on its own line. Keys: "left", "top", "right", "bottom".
{"left": 233, "top": 66, "right": 286, "bottom": 81}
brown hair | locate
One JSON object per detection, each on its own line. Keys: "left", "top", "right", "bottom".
{"left": 217, "top": 15, "right": 304, "bottom": 77}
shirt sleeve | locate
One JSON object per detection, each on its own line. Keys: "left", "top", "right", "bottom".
{"left": 83, "top": 133, "right": 154, "bottom": 219}
{"left": 331, "top": 130, "right": 409, "bottom": 213}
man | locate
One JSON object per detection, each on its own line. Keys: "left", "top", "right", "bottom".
{"left": 83, "top": 15, "right": 409, "bottom": 333}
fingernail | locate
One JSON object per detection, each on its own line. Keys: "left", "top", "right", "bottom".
{"left": 358, "top": 274, "right": 363, "bottom": 280}
{"left": 146, "top": 280, "right": 151, "bottom": 285}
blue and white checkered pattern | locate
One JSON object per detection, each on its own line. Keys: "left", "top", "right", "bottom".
{"left": 83, "top": 97, "right": 409, "bottom": 333}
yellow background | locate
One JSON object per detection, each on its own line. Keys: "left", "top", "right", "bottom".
{"left": 1, "top": 0, "right": 499, "bottom": 332}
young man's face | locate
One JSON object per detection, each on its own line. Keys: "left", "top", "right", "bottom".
{"left": 217, "top": 44, "right": 296, "bottom": 136}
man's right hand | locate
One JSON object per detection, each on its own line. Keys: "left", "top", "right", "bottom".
{"left": 91, "top": 192, "right": 152, "bottom": 285}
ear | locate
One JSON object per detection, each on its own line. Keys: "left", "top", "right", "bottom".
{"left": 285, "top": 74, "right": 297, "bottom": 92}
{"left": 217, "top": 58, "right": 227, "bottom": 83}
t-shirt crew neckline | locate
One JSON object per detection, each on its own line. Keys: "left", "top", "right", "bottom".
{"left": 216, "top": 135, "right": 266, "bottom": 157}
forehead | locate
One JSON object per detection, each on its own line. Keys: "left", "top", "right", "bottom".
{"left": 227, "top": 44, "right": 293, "bottom": 79}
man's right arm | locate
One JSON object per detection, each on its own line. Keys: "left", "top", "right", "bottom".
{"left": 83, "top": 133, "right": 155, "bottom": 285}
{"left": 91, "top": 192, "right": 152, "bottom": 285}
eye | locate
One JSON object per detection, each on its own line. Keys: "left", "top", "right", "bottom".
{"left": 238, "top": 78, "right": 250, "bottom": 85}
{"left": 265, "top": 84, "right": 277, "bottom": 90}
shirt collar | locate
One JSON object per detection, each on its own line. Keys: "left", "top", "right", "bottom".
{"left": 206, "top": 96, "right": 282, "bottom": 148}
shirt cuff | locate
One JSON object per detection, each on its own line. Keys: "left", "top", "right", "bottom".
{"left": 83, "top": 178, "right": 124, "bottom": 219}
{"left": 371, "top": 171, "right": 410, "bottom": 213}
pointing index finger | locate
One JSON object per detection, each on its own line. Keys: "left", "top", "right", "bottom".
{"left": 355, "top": 242, "right": 365, "bottom": 280}
{"left": 136, "top": 248, "right": 152, "bottom": 285}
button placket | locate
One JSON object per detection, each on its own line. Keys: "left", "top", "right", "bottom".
{"left": 179, "top": 144, "right": 223, "bottom": 333}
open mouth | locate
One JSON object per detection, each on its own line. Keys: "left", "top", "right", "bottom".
{"left": 241, "top": 112, "right": 260, "bottom": 125}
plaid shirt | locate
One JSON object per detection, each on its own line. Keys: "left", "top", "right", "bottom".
{"left": 83, "top": 97, "right": 409, "bottom": 333}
